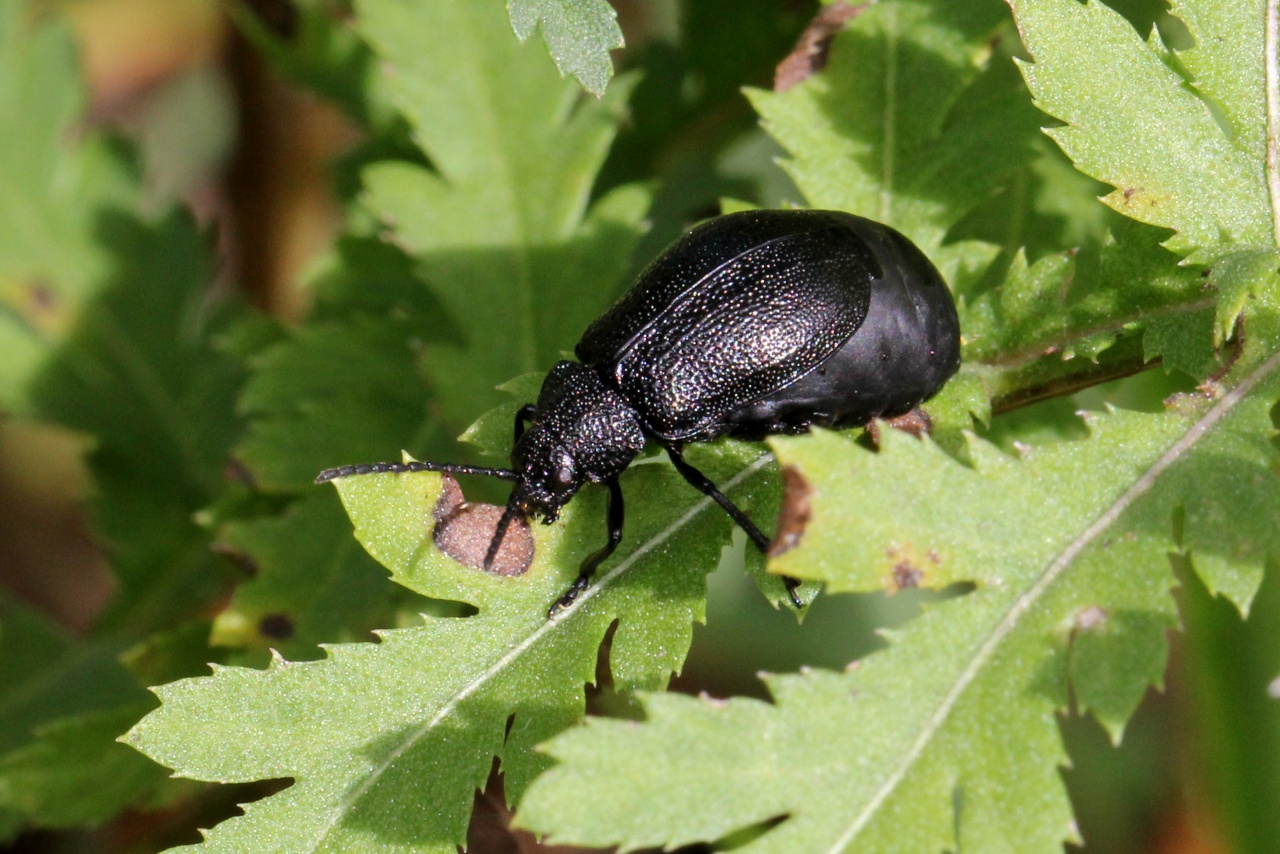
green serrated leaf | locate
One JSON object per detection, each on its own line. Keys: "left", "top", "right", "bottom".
{"left": 748, "top": 1, "right": 1032, "bottom": 272}
{"left": 127, "top": 441, "right": 775, "bottom": 852}
{"left": 507, "top": 0, "right": 624, "bottom": 96}
{"left": 1009, "top": 0, "right": 1275, "bottom": 262}
{"left": 963, "top": 219, "right": 1212, "bottom": 410}
{"left": 518, "top": 351, "right": 1280, "bottom": 852}
{"left": 0, "top": 4, "right": 255, "bottom": 835}
{"left": 0, "top": 598, "right": 143, "bottom": 756}
{"left": 236, "top": 316, "right": 443, "bottom": 491}
{"left": 27, "top": 210, "right": 245, "bottom": 632}
{"left": 1144, "top": 306, "right": 1219, "bottom": 379}
{"left": 354, "top": 0, "right": 649, "bottom": 430}
{"left": 1209, "top": 247, "right": 1280, "bottom": 339}
{"left": 458, "top": 372, "right": 546, "bottom": 459}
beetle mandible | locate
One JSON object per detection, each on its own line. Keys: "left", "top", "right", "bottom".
{"left": 317, "top": 209, "right": 961, "bottom": 616}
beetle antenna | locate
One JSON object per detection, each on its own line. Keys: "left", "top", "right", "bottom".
{"left": 484, "top": 496, "right": 523, "bottom": 569}
{"left": 315, "top": 461, "right": 519, "bottom": 484}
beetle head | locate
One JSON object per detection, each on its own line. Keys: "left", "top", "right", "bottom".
{"left": 508, "top": 361, "right": 646, "bottom": 522}
{"left": 508, "top": 430, "right": 584, "bottom": 522}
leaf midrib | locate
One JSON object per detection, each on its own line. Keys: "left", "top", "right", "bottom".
{"left": 306, "top": 455, "right": 774, "bottom": 852}
{"left": 827, "top": 350, "right": 1280, "bottom": 852}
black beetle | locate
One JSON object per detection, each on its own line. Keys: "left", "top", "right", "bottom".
{"left": 318, "top": 209, "right": 961, "bottom": 615}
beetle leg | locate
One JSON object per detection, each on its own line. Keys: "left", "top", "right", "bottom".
{"left": 666, "top": 445, "right": 771, "bottom": 550}
{"left": 782, "top": 576, "right": 804, "bottom": 609}
{"left": 485, "top": 497, "right": 523, "bottom": 569}
{"left": 549, "top": 478, "right": 624, "bottom": 617}
{"left": 513, "top": 404, "right": 537, "bottom": 444}
{"left": 666, "top": 445, "right": 806, "bottom": 609}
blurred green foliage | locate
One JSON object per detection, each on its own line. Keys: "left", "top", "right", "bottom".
{"left": 0, "top": 0, "right": 1278, "bottom": 851}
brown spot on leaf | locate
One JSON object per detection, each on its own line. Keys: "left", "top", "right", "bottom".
{"left": 882, "top": 542, "right": 942, "bottom": 592}
{"left": 3, "top": 277, "right": 69, "bottom": 336}
{"left": 223, "top": 458, "right": 257, "bottom": 486}
{"left": 258, "top": 612, "right": 295, "bottom": 640}
{"left": 1116, "top": 186, "right": 1161, "bottom": 209}
{"left": 210, "top": 541, "right": 259, "bottom": 577}
{"left": 29, "top": 280, "right": 56, "bottom": 311}
{"left": 774, "top": 2, "right": 866, "bottom": 92}
{"left": 432, "top": 475, "right": 532, "bottom": 576}
{"left": 892, "top": 561, "right": 923, "bottom": 589}
{"left": 768, "top": 466, "right": 814, "bottom": 557}
{"left": 866, "top": 407, "right": 934, "bottom": 447}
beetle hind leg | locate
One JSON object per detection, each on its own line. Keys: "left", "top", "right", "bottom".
{"left": 665, "top": 445, "right": 806, "bottom": 609}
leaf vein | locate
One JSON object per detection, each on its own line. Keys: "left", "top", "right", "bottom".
{"left": 828, "top": 350, "right": 1280, "bottom": 852}
{"left": 309, "top": 454, "right": 773, "bottom": 851}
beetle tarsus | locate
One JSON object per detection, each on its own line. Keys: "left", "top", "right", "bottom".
{"left": 545, "top": 480, "right": 624, "bottom": 617}
{"left": 783, "top": 575, "right": 804, "bottom": 609}
{"left": 548, "top": 575, "right": 591, "bottom": 618}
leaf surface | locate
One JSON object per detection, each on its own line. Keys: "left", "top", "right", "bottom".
{"left": 128, "top": 442, "right": 777, "bottom": 852}
{"left": 0, "top": 598, "right": 165, "bottom": 829}
{"left": 507, "top": 0, "right": 624, "bottom": 96}
{"left": 1009, "top": 0, "right": 1276, "bottom": 270}
{"left": 0, "top": 7, "right": 254, "bottom": 831}
{"left": 357, "top": 0, "right": 648, "bottom": 428}
{"left": 519, "top": 350, "right": 1280, "bottom": 852}
{"left": 748, "top": 0, "right": 1031, "bottom": 277}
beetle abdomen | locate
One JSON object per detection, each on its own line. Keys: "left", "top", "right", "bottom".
{"left": 724, "top": 214, "right": 960, "bottom": 433}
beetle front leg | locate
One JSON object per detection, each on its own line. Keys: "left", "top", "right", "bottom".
{"left": 513, "top": 404, "right": 537, "bottom": 445}
{"left": 549, "top": 478, "right": 624, "bottom": 617}
{"left": 665, "top": 445, "right": 805, "bottom": 609}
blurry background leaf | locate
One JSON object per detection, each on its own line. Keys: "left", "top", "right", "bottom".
{"left": 0, "top": 3, "right": 137, "bottom": 412}
{"left": 1, "top": 0, "right": 1279, "bottom": 851}
{"left": 507, "top": 0, "right": 624, "bottom": 96}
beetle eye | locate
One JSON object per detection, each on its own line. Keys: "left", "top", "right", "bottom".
{"left": 555, "top": 466, "right": 574, "bottom": 488}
